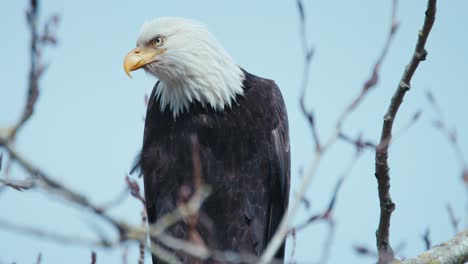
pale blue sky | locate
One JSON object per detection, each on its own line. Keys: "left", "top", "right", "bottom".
{"left": 1, "top": 1, "right": 467, "bottom": 263}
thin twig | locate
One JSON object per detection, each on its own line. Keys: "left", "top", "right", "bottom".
{"left": 426, "top": 90, "right": 467, "bottom": 178}
{"left": 426, "top": 89, "right": 468, "bottom": 231}
{"left": 122, "top": 246, "right": 128, "bottom": 264}
{"left": 340, "top": 109, "right": 422, "bottom": 154}
{"left": 336, "top": 0, "right": 399, "bottom": 131}
{"left": 91, "top": 251, "right": 97, "bottom": 264}
{"left": 126, "top": 175, "right": 145, "bottom": 205}
{"left": 9, "top": 0, "right": 40, "bottom": 141}
{"left": 138, "top": 209, "right": 146, "bottom": 264}
{"left": 293, "top": 152, "right": 359, "bottom": 234}
{"left": 191, "top": 134, "right": 203, "bottom": 190}
{"left": 0, "top": 139, "right": 126, "bottom": 235}
{"left": 0, "top": 183, "right": 212, "bottom": 263}
{"left": 36, "top": 252, "right": 42, "bottom": 264}
{"left": 338, "top": 133, "right": 377, "bottom": 152}
{"left": 288, "top": 228, "right": 297, "bottom": 263}
{"left": 446, "top": 203, "right": 460, "bottom": 235}
{"left": 317, "top": 220, "right": 335, "bottom": 264}
{"left": 354, "top": 244, "right": 378, "bottom": 259}
{"left": 0, "top": 138, "right": 218, "bottom": 263}
{"left": 294, "top": 153, "right": 360, "bottom": 264}
{"left": 259, "top": 1, "right": 400, "bottom": 262}
{"left": 374, "top": 1, "right": 436, "bottom": 263}
{"left": 296, "top": 0, "right": 320, "bottom": 151}
{"left": 0, "top": 178, "right": 34, "bottom": 191}
{"left": 0, "top": 218, "right": 112, "bottom": 248}
{"left": 97, "top": 184, "right": 131, "bottom": 212}
{"left": 7, "top": 0, "right": 58, "bottom": 142}
{"left": 422, "top": 228, "right": 431, "bottom": 251}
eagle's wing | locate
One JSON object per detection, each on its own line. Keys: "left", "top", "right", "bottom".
{"left": 242, "top": 76, "right": 290, "bottom": 259}
{"left": 131, "top": 81, "right": 160, "bottom": 225}
{"left": 265, "top": 82, "right": 290, "bottom": 259}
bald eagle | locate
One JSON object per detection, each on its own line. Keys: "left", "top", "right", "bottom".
{"left": 124, "top": 17, "right": 290, "bottom": 263}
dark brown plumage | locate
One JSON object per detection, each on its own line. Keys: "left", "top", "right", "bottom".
{"left": 135, "top": 69, "right": 290, "bottom": 263}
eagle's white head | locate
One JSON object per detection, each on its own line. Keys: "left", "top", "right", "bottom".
{"left": 124, "top": 17, "right": 245, "bottom": 116}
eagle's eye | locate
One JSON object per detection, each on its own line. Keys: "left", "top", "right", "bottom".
{"left": 152, "top": 35, "right": 166, "bottom": 47}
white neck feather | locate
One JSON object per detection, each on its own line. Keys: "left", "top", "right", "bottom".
{"left": 154, "top": 51, "right": 245, "bottom": 116}
{"left": 142, "top": 18, "right": 245, "bottom": 117}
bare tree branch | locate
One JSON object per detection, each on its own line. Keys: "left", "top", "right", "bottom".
{"left": 374, "top": 1, "right": 436, "bottom": 263}
{"left": 393, "top": 231, "right": 468, "bottom": 264}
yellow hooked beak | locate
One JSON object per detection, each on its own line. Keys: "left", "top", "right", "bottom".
{"left": 123, "top": 47, "right": 161, "bottom": 78}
